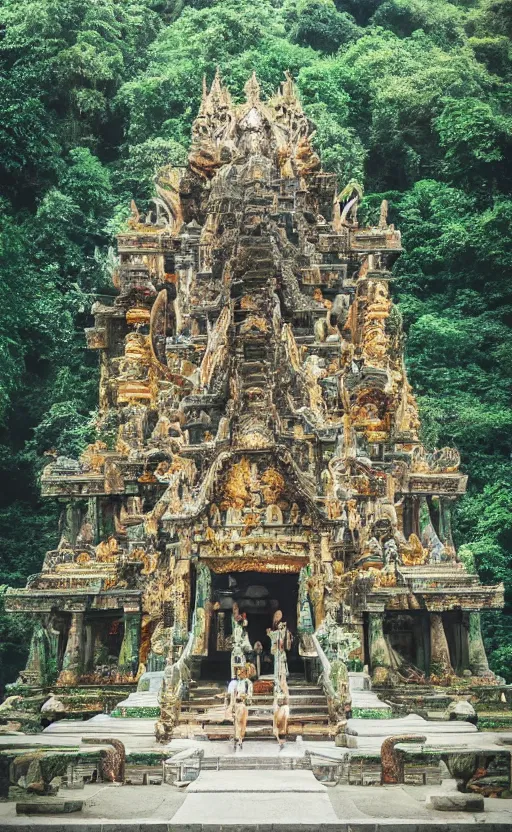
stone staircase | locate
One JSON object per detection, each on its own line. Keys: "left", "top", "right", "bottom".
{"left": 179, "top": 677, "right": 332, "bottom": 741}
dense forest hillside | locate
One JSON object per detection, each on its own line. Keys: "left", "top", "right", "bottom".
{"left": 0, "top": 0, "right": 511, "bottom": 690}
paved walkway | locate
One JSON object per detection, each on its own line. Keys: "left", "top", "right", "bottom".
{"left": 1, "top": 776, "right": 511, "bottom": 828}
{"left": 172, "top": 769, "right": 338, "bottom": 825}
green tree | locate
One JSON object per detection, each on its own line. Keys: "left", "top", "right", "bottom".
{"left": 292, "top": 0, "right": 360, "bottom": 53}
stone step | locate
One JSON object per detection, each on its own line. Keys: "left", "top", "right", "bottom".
{"left": 190, "top": 684, "right": 324, "bottom": 694}
{"left": 182, "top": 705, "right": 330, "bottom": 717}
{"left": 185, "top": 694, "right": 327, "bottom": 706}
{"left": 205, "top": 725, "right": 331, "bottom": 741}
{"left": 190, "top": 689, "right": 221, "bottom": 698}
{"left": 180, "top": 713, "right": 330, "bottom": 727}
{"left": 200, "top": 757, "right": 310, "bottom": 771}
{"left": 181, "top": 702, "right": 328, "bottom": 716}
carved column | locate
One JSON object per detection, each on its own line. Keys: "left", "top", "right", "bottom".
{"left": 411, "top": 496, "right": 420, "bottom": 537}
{"left": 429, "top": 613, "right": 453, "bottom": 678}
{"left": 57, "top": 612, "right": 84, "bottom": 685}
{"left": 173, "top": 559, "right": 190, "bottom": 645}
{"left": 118, "top": 605, "right": 141, "bottom": 677}
{"left": 88, "top": 496, "right": 100, "bottom": 545}
{"left": 46, "top": 617, "right": 61, "bottom": 684}
{"left": 351, "top": 614, "right": 365, "bottom": 666}
{"left": 369, "top": 612, "right": 391, "bottom": 673}
{"left": 22, "top": 617, "right": 50, "bottom": 685}
{"left": 468, "top": 611, "right": 490, "bottom": 676}
{"left": 438, "top": 497, "right": 456, "bottom": 558}
{"left": 402, "top": 496, "right": 420, "bottom": 539}
{"left": 192, "top": 563, "right": 211, "bottom": 656}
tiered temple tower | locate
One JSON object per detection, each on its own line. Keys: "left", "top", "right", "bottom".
{"left": 6, "top": 72, "right": 503, "bottom": 736}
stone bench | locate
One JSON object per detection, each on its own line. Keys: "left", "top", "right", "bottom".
{"left": 426, "top": 792, "right": 485, "bottom": 812}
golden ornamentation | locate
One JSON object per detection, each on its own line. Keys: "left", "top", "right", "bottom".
{"left": 260, "top": 467, "right": 285, "bottom": 505}
{"left": 400, "top": 533, "right": 429, "bottom": 566}
{"left": 220, "top": 456, "right": 252, "bottom": 510}
{"left": 140, "top": 550, "right": 159, "bottom": 575}
{"left": 126, "top": 308, "right": 151, "bottom": 326}
{"left": 95, "top": 536, "right": 119, "bottom": 563}
{"left": 206, "top": 557, "right": 306, "bottom": 573}
{"left": 80, "top": 441, "right": 107, "bottom": 473}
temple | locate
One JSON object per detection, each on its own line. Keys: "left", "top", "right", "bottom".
{"left": 4, "top": 72, "right": 504, "bottom": 744}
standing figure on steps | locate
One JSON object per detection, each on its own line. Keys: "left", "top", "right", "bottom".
{"left": 273, "top": 677, "right": 290, "bottom": 749}
{"left": 267, "top": 610, "right": 291, "bottom": 692}
{"left": 231, "top": 666, "right": 252, "bottom": 751}
{"left": 230, "top": 602, "right": 252, "bottom": 679}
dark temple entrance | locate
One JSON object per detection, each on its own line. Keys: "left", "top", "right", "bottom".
{"left": 201, "top": 570, "right": 300, "bottom": 680}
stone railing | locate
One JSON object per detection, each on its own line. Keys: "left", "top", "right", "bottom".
{"left": 311, "top": 633, "right": 349, "bottom": 746}
{"left": 155, "top": 630, "right": 195, "bottom": 743}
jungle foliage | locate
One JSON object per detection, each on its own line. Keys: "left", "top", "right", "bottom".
{"left": 0, "top": 0, "right": 511, "bottom": 689}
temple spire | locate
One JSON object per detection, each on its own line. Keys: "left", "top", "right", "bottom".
{"left": 244, "top": 71, "right": 261, "bottom": 105}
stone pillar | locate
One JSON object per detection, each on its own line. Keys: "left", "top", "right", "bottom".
{"left": 191, "top": 563, "right": 211, "bottom": 656}
{"left": 402, "top": 496, "right": 419, "bottom": 539}
{"left": 88, "top": 496, "right": 100, "bottom": 546}
{"left": 429, "top": 613, "right": 453, "bottom": 678}
{"left": 308, "top": 573, "right": 325, "bottom": 629}
{"left": 352, "top": 614, "right": 365, "bottom": 666}
{"left": 57, "top": 612, "right": 84, "bottom": 685}
{"left": 22, "top": 618, "right": 50, "bottom": 685}
{"left": 173, "top": 559, "right": 190, "bottom": 645}
{"left": 412, "top": 614, "right": 427, "bottom": 672}
{"left": 118, "top": 606, "right": 142, "bottom": 677}
{"left": 46, "top": 617, "right": 61, "bottom": 684}
{"left": 439, "top": 497, "right": 456, "bottom": 558}
{"left": 369, "top": 613, "right": 391, "bottom": 672}
{"left": 468, "top": 611, "right": 490, "bottom": 676}
{"left": 411, "top": 496, "right": 420, "bottom": 537}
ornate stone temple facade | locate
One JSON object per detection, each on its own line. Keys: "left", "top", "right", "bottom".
{"left": 6, "top": 73, "right": 503, "bottom": 735}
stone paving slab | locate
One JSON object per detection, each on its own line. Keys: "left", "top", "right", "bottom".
{"left": 187, "top": 770, "right": 325, "bottom": 793}
{"left": 171, "top": 790, "right": 339, "bottom": 825}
